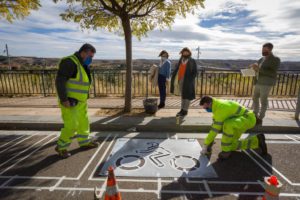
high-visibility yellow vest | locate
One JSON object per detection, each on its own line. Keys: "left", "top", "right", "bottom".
{"left": 61, "top": 55, "right": 90, "bottom": 102}
{"left": 204, "top": 98, "right": 252, "bottom": 145}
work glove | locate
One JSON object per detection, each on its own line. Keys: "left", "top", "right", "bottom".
{"left": 201, "top": 142, "right": 214, "bottom": 155}
{"left": 200, "top": 145, "right": 209, "bottom": 155}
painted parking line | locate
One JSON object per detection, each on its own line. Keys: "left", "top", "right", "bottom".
{"left": 0, "top": 135, "right": 25, "bottom": 149}
{"left": 250, "top": 149, "right": 300, "bottom": 186}
{"left": 0, "top": 136, "right": 58, "bottom": 175}
{"left": 0, "top": 135, "right": 52, "bottom": 169}
{"left": 88, "top": 135, "right": 118, "bottom": 180}
{"left": 285, "top": 135, "right": 300, "bottom": 143}
{"left": 75, "top": 134, "right": 112, "bottom": 180}
{"left": 1, "top": 185, "right": 300, "bottom": 198}
{"left": 0, "top": 133, "right": 37, "bottom": 154}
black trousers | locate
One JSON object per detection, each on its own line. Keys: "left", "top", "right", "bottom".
{"left": 158, "top": 74, "right": 167, "bottom": 105}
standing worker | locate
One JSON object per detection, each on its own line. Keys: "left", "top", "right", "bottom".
{"left": 170, "top": 47, "right": 197, "bottom": 117}
{"left": 250, "top": 43, "right": 281, "bottom": 125}
{"left": 55, "top": 43, "right": 99, "bottom": 158}
{"left": 199, "top": 96, "right": 268, "bottom": 160}
{"left": 157, "top": 50, "right": 171, "bottom": 109}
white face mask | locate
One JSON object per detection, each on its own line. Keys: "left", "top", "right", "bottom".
{"left": 161, "top": 57, "right": 167, "bottom": 62}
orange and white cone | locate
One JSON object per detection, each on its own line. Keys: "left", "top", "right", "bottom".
{"left": 261, "top": 175, "right": 282, "bottom": 200}
{"left": 104, "top": 166, "right": 122, "bottom": 200}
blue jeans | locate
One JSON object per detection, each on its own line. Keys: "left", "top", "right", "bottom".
{"left": 158, "top": 74, "right": 167, "bottom": 105}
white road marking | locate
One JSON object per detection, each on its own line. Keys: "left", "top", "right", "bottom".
{"left": 243, "top": 150, "right": 272, "bottom": 176}
{"left": 285, "top": 135, "right": 300, "bottom": 143}
{"left": 49, "top": 176, "right": 65, "bottom": 192}
{"left": 0, "top": 136, "right": 57, "bottom": 175}
{"left": 88, "top": 135, "right": 117, "bottom": 180}
{"left": 203, "top": 180, "right": 213, "bottom": 198}
{"left": 0, "top": 134, "right": 52, "bottom": 168}
{"left": 0, "top": 133, "right": 37, "bottom": 154}
{"left": 76, "top": 134, "right": 111, "bottom": 180}
{"left": 0, "top": 135, "right": 25, "bottom": 149}
{"left": 157, "top": 177, "right": 161, "bottom": 199}
{"left": 251, "top": 149, "right": 300, "bottom": 186}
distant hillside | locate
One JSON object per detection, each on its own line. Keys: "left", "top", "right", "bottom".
{"left": 0, "top": 56, "right": 299, "bottom": 71}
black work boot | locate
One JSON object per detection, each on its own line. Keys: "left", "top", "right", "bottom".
{"left": 255, "top": 116, "right": 263, "bottom": 126}
{"left": 176, "top": 109, "right": 188, "bottom": 117}
{"left": 176, "top": 109, "right": 184, "bottom": 116}
{"left": 55, "top": 146, "right": 71, "bottom": 159}
{"left": 80, "top": 141, "right": 99, "bottom": 150}
{"left": 158, "top": 103, "right": 165, "bottom": 109}
{"left": 218, "top": 151, "right": 232, "bottom": 160}
{"left": 257, "top": 134, "right": 268, "bottom": 156}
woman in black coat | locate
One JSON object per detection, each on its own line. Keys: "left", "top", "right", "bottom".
{"left": 170, "top": 47, "right": 198, "bottom": 117}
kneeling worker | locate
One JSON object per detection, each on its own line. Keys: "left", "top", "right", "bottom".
{"left": 199, "top": 96, "right": 267, "bottom": 160}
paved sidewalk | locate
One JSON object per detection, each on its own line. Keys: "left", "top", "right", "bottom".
{"left": 0, "top": 97, "right": 299, "bottom": 133}
{"left": 0, "top": 96, "right": 297, "bottom": 111}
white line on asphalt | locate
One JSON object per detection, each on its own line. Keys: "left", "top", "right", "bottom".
{"left": 0, "top": 175, "right": 17, "bottom": 188}
{"left": 294, "top": 135, "right": 300, "bottom": 140}
{"left": 49, "top": 176, "right": 65, "bottom": 192}
{"left": 88, "top": 135, "right": 117, "bottom": 180}
{"left": 203, "top": 180, "right": 213, "bottom": 198}
{"left": 0, "top": 135, "right": 25, "bottom": 149}
{"left": 76, "top": 134, "right": 112, "bottom": 180}
{"left": 250, "top": 150, "right": 300, "bottom": 186}
{"left": 243, "top": 150, "right": 272, "bottom": 176}
{"left": 3, "top": 186, "right": 300, "bottom": 198}
{"left": 285, "top": 135, "right": 300, "bottom": 143}
{"left": 0, "top": 136, "right": 57, "bottom": 175}
{"left": 266, "top": 141, "right": 300, "bottom": 144}
{"left": 0, "top": 134, "right": 52, "bottom": 168}
{"left": 157, "top": 177, "right": 162, "bottom": 199}
{"left": 0, "top": 134, "right": 37, "bottom": 154}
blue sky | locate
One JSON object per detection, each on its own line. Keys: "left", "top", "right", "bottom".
{"left": 0, "top": 0, "right": 300, "bottom": 61}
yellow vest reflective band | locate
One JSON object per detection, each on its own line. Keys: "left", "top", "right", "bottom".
{"left": 62, "top": 55, "right": 90, "bottom": 101}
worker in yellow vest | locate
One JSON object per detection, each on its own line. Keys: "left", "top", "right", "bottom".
{"left": 55, "top": 44, "right": 99, "bottom": 158}
{"left": 199, "top": 96, "right": 267, "bottom": 160}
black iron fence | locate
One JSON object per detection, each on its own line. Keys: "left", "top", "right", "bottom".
{"left": 0, "top": 69, "right": 299, "bottom": 97}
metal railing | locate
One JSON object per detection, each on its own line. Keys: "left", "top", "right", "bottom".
{"left": 0, "top": 69, "right": 299, "bottom": 97}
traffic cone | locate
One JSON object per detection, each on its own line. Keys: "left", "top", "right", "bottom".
{"left": 261, "top": 175, "right": 282, "bottom": 200}
{"left": 104, "top": 166, "right": 122, "bottom": 200}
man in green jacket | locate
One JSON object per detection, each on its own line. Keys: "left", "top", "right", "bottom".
{"left": 199, "top": 96, "right": 267, "bottom": 160}
{"left": 55, "top": 44, "right": 99, "bottom": 158}
{"left": 250, "top": 43, "right": 281, "bottom": 125}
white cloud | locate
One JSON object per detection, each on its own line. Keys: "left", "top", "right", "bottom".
{"left": 0, "top": 0, "right": 299, "bottom": 61}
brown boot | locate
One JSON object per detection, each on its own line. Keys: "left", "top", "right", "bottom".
{"left": 55, "top": 146, "right": 71, "bottom": 159}
{"left": 80, "top": 141, "right": 99, "bottom": 150}
{"left": 218, "top": 151, "right": 232, "bottom": 160}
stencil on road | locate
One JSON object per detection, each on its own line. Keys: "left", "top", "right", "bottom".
{"left": 99, "top": 138, "right": 217, "bottom": 178}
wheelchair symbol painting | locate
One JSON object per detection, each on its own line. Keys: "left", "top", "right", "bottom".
{"left": 99, "top": 139, "right": 217, "bottom": 178}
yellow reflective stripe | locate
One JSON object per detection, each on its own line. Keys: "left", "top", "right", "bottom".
{"left": 221, "top": 142, "right": 232, "bottom": 147}
{"left": 235, "top": 106, "right": 242, "bottom": 114}
{"left": 213, "top": 121, "right": 223, "bottom": 126}
{"left": 67, "top": 88, "right": 89, "bottom": 94}
{"left": 68, "top": 80, "right": 90, "bottom": 86}
{"left": 211, "top": 127, "right": 221, "bottom": 133}
{"left": 223, "top": 132, "right": 234, "bottom": 138}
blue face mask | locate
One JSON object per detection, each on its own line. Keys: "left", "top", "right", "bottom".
{"left": 205, "top": 108, "right": 212, "bottom": 113}
{"left": 84, "top": 56, "right": 92, "bottom": 67}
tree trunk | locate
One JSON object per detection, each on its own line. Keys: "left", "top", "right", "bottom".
{"left": 122, "top": 16, "right": 132, "bottom": 113}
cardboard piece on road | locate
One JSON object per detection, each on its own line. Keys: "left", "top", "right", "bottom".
{"left": 99, "top": 138, "right": 218, "bottom": 178}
